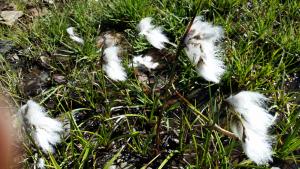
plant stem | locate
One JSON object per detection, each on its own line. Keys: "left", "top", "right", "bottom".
{"left": 155, "top": 2, "right": 202, "bottom": 154}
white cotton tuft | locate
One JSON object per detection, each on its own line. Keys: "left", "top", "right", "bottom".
{"left": 138, "top": 17, "right": 170, "bottom": 50}
{"left": 103, "top": 46, "right": 127, "bottom": 81}
{"left": 144, "top": 27, "right": 170, "bottom": 49}
{"left": 184, "top": 44, "right": 202, "bottom": 65}
{"left": 19, "top": 100, "right": 63, "bottom": 153}
{"left": 66, "top": 27, "right": 84, "bottom": 44}
{"left": 138, "top": 17, "right": 154, "bottom": 35}
{"left": 187, "top": 16, "right": 224, "bottom": 43}
{"left": 133, "top": 55, "right": 159, "bottom": 70}
{"left": 37, "top": 158, "right": 45, "bottom": 169}
{"left": 243, "top": 124, "right": 273, "bottom": 165}
{"left": 184, "top": 16, "right": 225, "bottom": 83}
{"left": 226, "top": 91, "right": 275, "bottom": 165}
{"left": 226, "top": 91, "right": 274, "bottom": 133}
{"left": 194, "top": 44, "right": 225, "bottom": 83}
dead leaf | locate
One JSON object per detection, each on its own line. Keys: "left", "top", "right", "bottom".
{"left": 96, "top": 31, "right": 125, "bottom": 48}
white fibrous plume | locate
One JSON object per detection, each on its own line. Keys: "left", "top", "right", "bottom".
{"left": 19, "top": 100, "right": 63, "bottom": 153}
{"left": 132, "top": 55, "right": 159, "bottom": 70}
{"left": 66, "top": 27, "right": 84, "bottom": 44}
{"left": 226, "top": 91, "right": 275, "bottom": 165}
{"left": 138, "top": 17, "right": 173, "bottom": 50}
{"left": 184, "top": 16, "right": 225, "bottom": 83}
{"left": 37, "top": 158, "right": 45, "bottom": 169}
{"left": 103, "top": 46, "right": 127, "bottom": 81}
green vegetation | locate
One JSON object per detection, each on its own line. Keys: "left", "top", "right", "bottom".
{"left": 0, "top": 0, "right": 299, "bottom": 168}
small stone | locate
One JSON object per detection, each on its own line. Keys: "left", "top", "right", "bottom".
{"left": 120, "top": 162, "right": 127, "bottom": 168}
{"left": 109, "top": 165, "right": 117, "bottom": 169}
{"left": 0, "top": 10, "right": 23, "bottom": 26}
{"left": 116, "top": 159, "right": 122, "bottom": 163}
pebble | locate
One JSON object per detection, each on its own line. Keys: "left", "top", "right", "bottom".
{"left": 0, "top": 10, "right": 23, "bottom": 26}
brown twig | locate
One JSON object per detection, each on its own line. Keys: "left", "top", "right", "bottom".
{"left": 213, "top": 124, "right": 239, "bottom": 139}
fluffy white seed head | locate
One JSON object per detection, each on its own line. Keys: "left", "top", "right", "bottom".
{"left": 66, "top": 27, "right": 84, "bottom": 44}
{"left": 37, "top": 158, "right": 45, "bottom": 169}
{"left": 34, "top": 128, "right": 59, "bottom": 153}
{"left": 138, "top": 17, "right": 154, "bottom": 35}
{"left": 184, "top": 43, "right": 203, "bottom": 65}
{"left": 227, "top": 91, "right": 275, "bottom": 165}
{"left": 195, "top": 47, "right": 225, "bottom": 83}
{"left": 19, "top": 100, "right": 63, "bottom": 153}
{"left": 103, "top": 46, "right": 127, "bottom": 81}
{"left": 133, "top": 55, "right": 159, "bottom": 70}
{"left": 226, "top": 91, "right": 274, "bottom": 133}
{"left": 138, "top": 17, "right": 170, "bottom": 50}
{"left": 186, "top": 16, "right": 224, "bottom": 43}
{"left": 66, "top": 27, "right": 75, "bottom": 36}
{"left": 145, "top": 27, "right": 169, "bottom": 49}
{"left": 243, "top": 127, "right": 273, "bottom": 165}
{"left": 184, "top": 16, "right": 225, "bottom": 83}
{"left": 25, "top": 100, "right": 63, "bottom": 133}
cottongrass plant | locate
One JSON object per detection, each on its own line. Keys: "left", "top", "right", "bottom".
{"left": 66, "top": 27, "right": 84, "bottom": 44}
{"left": 10, "top": 7, "right": 285, "bottom": 167}
{"left": 102, "top": 46, "right": 127, "bottom": 81}
{"left": 19, "top": 100, "right": 63, "bottom": 153}
{"left": 138, "top": 17, "right": 175, "bottom": 50}
{"left": 132, "top": 55, "right": 159, "bottom": 70}
{"left": 184, "top": 16, "right": 225, "bottom": 83}
{"left": 226, "top": 91, "right": 275, "bottom": 165}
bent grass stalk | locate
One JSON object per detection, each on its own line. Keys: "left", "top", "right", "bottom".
{"left": 155, "top": 1, "right": 202, "bottom": 153}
